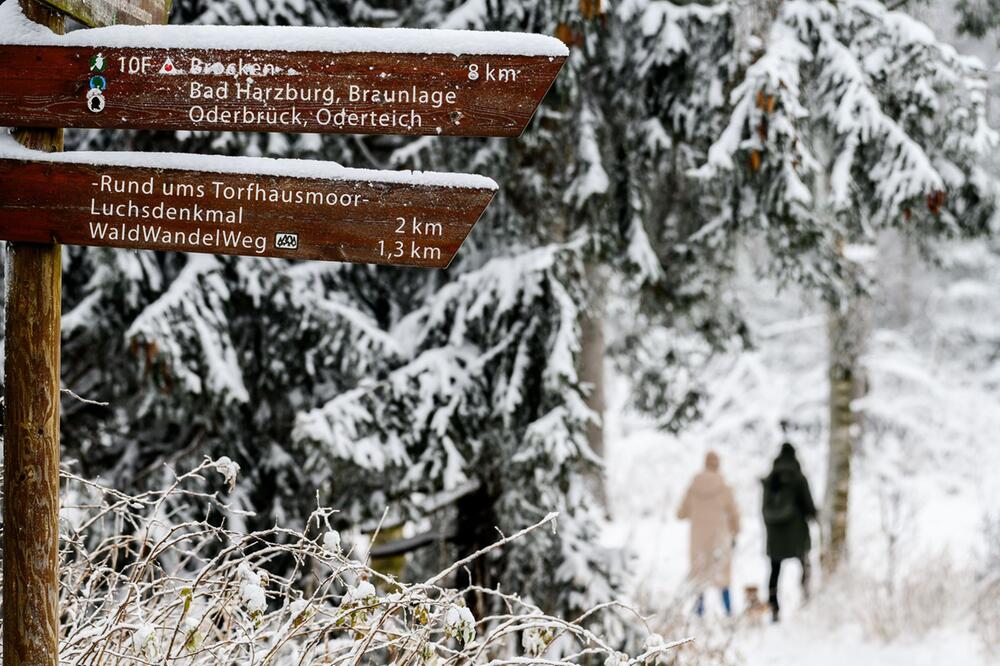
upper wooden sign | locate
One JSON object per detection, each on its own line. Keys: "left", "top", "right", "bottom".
{"left": 0, "top": 140, "right": 496, "bottom": 268}
{"left": 0, "top": 14, "right": 568, "bottom": 137}
{"left": 37, "top": 0, "right": 171, "bottom": 27}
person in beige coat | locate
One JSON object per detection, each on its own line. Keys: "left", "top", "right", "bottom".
{"left": 677, "top": 451, "right": 741, "bottom": 616}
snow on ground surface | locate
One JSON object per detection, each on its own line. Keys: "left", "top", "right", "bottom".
{"left": 741, "top": 623, "right": 986, "bottom": 666}
{"left": 0, "top": 133, "right": 498, "bottom": 189}
{"left": 605, "top": 242, "right": 1000, "bottom": 664}
{"left": 0, "top": 0, "right": 568, "bottom": 56}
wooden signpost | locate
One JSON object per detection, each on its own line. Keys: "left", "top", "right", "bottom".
{"left": 36, "top": 0, "right": 172, "bottom": 27}
{"left": 0, "top": 0, "right": 565, "bottom": 663}
{"left": 4, "top": 3, "right": 66, "bottom": 665}
{"left": 0, "top": 31, "right": 566, "bottom": 137}
{"left": 0, "top": 151, "right": 496, "bottom": 268}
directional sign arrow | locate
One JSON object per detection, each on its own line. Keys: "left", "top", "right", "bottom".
{"left": 36, "top": 0, "right": 172, "bottom": 27}
{"left": 0, "top": 141, "right": 496, "bottom": 268}
{"left": 0, "top": 11, "right": 568, "bottom": 137}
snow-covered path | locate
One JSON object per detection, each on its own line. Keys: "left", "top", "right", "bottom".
{"left": 604, "top": 432, "right": 994, "bottom": 666}
{"left": 602, "top": 264, "right": 1000, "bottom": 664}
{"left": 742, "top": 622, "right": 986, "bottom": 666}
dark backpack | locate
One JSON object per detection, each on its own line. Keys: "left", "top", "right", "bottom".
{"left": 762, "top": 476, "right": 797, "bottom": 525}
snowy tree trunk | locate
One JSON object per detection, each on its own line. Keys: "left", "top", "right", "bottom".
{"left": 746, "top": 0, "right": 782, "bottom": 40}
{"left": 453, "top": 483, "right": 500, "bottom": 619}
{"left": 814, "top": 138, "right": 867, "bottom": 575}
{"left": 823, "top": 271, "right": 868, "bottom": 575}
{"left": 984, "top": 66, "right": 1000, "bottom": 173}
{"left": 823, "top": 304, "right": 855, "bottom": 574}
{"left": 580, "top": 260, "right": 607, "bottom": 507}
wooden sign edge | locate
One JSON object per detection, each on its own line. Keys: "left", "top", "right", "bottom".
{"left": 512, "top": 55, "right": 566, "bottom": 138}
{"left": 440, "top": 189, "right": 494, "bottom": 269}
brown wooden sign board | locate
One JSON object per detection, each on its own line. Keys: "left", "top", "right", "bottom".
{"left": 37, "top": 0, "right": 171, "bottom": 27}
{"left": 0, "top": 156, "right": 495, "bottom": 267}
{"left": 0, "top": 41, "right": 566, "bottom": 137}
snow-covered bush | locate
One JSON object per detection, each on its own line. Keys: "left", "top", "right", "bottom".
{"left": 0, "top": 459, "right": 675, "bottom": 665}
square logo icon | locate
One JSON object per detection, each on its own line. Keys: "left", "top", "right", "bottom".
{"left": 275, "top": 232, "right": 299, "bottom": 250}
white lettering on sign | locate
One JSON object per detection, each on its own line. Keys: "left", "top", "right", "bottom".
{"left": 118, "top": 56, "right": 154, "bottom": 75}
{"left": 189, "top": 57, "right": 285, "bottom": 79}
{"left": 315, "top": 107, "right": 421, "bottom": 130}
{"left": 189, "top": 104, "right": 307, "bottom": 127}
{"left": 87, "top": 221, "right": 267, "bottom": 254}
{"left": 348, "top": 85, "right": 457, "bottom": 109}
{"left": 378, "top": 216, "right": 445, "bottom": 261}
{"left": 81, "top": 173, "right": 450, "bottom": 261}
{"left": 174, "top": 58, "right": 488, "bottom": 131}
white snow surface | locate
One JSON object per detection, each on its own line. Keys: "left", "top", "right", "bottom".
{"left": 0, "top": 132, "right": 497, "bottom": 190}
{"left": 0, "top": 1, "right": 567, "bottom": 57}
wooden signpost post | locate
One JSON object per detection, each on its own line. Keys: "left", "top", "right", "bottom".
{"left": 0, "top": 0, "right": 565, "bottom": 663}
{"left": 4, "top": 3, "right": 67, "bottom": 665}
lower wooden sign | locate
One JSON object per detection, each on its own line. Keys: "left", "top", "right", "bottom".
{"left": 0, "top": 145, "right": 496, "bottom": 268}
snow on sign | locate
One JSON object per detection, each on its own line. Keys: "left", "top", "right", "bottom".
{"left": 35, "top": 0, "right": 171, "bottom": 28}
{"left": 0, "top": 140, "right": 496, "bottom": 268}
{"left": 0, "top": 8, "right": 568, "bottom": 137}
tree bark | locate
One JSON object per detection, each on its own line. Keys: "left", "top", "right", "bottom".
{"left": 579, "top": 260, "right": 607, "bottom": 507}
{"left": 3, "top": 4, "right": 64, "bottom": 665}
{"left": 822, "top": 294, "right": 866, "bottom": 575}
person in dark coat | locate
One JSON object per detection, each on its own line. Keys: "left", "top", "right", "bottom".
{"left": 761, "top": 442, "right": 816, "bottom": 621}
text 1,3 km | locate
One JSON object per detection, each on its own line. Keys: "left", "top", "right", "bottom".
{"left": 378, "top": 239, "right": 443, "bottom": 262}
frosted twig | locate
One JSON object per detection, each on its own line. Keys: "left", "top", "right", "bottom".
{"left": 60, "top": 386, "right": 110, "bottom": 407}
{"left": 422, "top": 512, "right": 560, "bottom": 587}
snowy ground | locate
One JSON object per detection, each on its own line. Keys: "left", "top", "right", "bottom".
{"left": 604, "top": 243, "right": 1000, "bottom": 664}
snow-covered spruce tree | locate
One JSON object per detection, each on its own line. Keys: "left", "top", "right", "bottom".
{"left": 292, "top": 247, "right": 632, "bottom": 627}
{"left": 388, "top": 0, "right": 754, "bottom": 459}
{"left": 607, "top": 0, "right": 755, "bottom": 432}
{"left": 693, "top": 0, "right": 997, "bottom": 571}
{"left": 288, "top": 0, "right": 759, "bottom": 632}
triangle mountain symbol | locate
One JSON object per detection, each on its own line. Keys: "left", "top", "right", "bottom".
{"left": 159, "top": 57, "right": 180, "bottom": 75}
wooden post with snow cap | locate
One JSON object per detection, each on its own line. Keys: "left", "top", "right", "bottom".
{"left": 3, "top": 3, "right": 63, "bottom": 665}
